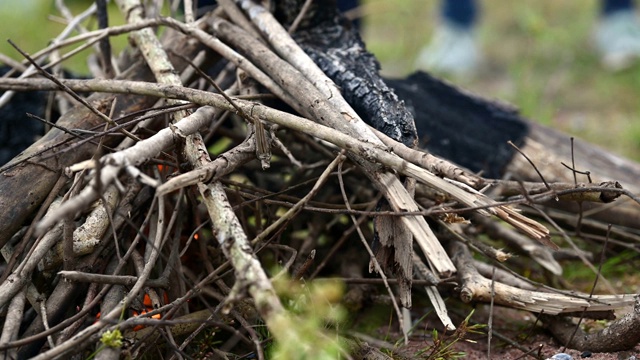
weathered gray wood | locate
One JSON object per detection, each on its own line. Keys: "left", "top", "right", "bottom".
{"left": 507, "top": 121, "right": 640, "bottom": 229}
{"left": 0, "top": 29, "right": 203, "bottom": 249}
{"left": 387, "top": 72, "right": 640, "bottom": 230}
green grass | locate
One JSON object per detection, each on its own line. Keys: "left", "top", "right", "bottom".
{"left": 561, "top": 250, "right": 640, "bottom": 293}
{"left": 362, "top": 0, "right": 640, "bottom": 161}
{"left": 0, "top": 0, "right": 129, "bottom": 75}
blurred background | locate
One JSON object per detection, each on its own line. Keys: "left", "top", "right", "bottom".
{"left": 2, "top": 0, "right": 640, "bottom": 161}
{"left": 360, "top": 0, "right": 640, "bottom": 162}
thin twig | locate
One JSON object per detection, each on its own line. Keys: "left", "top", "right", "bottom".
{"left": 251, "top": 152, "right": 346, "bottom": 245}
{"left": 288, "top": 0, "right": 314, "bottom": 34}
{"left": 8, "top": 40, "right": 140, "bottom": 142}
{"left": 561, "top": 224, "right": 612, "bottom": 352}
{"left": 508, "top": 140, "right": 551, "bottom": 191}
{"left": 337, "top": 159, "right": 408, "bottom": 344}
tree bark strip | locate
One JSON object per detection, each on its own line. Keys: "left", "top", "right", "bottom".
{"left": 0, "top": 30, "right": 203, "bottom": 249}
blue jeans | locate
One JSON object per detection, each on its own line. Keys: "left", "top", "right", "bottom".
{"left": 440, "top": 0, "right": 635, "bottom": 28}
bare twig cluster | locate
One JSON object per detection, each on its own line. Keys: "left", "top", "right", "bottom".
{"left": 0, "top": 1, "right": 639, "bottom": 358}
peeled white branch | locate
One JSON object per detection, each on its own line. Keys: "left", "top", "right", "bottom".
{"left": 34, "top": 106, "right": 218, "bottom": 236}
{"left": 39, "top": 185, "right": 120, "bottom": 271}
{"left": 451, "top": 242, "right": 634, "bottom": 315}
{"left": 0, "top": 215, "right": 63, "bottom": 311}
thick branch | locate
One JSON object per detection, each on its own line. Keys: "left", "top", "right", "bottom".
{"left": 451, "top": 242, "right": 634, "bottom": 315}
{"left": 543, "top": 294, "right": 640, "bottom": 352}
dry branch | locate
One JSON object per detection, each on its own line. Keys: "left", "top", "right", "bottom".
{"left": 211, "top": 15, "right": 457, "bottom": 277}
{"left": 1, "top": 1, "right": 640, "bottom": 358}
{"left": 116, "top": 1, "right": 287, "bottom": 357}
{"left": 451, "top": 242, "right": 634, "bottom": 314}
{"left": 543, "top": 295, "right": 640, "bottom": 352}
{"left": 1, "top": 77, "right": 553, "bottom": 262}
{"left": 0, "top": 22, "right": 204, "bottom": 250}
{"left": 34, "top": 106, "right": 218, "bottom": 236}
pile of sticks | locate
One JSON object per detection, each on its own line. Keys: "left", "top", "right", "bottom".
{"left": 0, "top": 0, "right": 639, "bottom": 358}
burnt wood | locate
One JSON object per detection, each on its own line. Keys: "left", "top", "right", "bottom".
{"left": 281, "top": 0, "right": 418, "bottom": 147}
{"left": 386, "top": 72, "right": 529, "bottom": 179}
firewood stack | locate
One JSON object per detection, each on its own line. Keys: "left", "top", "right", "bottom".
{"left": 0, "top": 0, "right": 639, "bottom": 358}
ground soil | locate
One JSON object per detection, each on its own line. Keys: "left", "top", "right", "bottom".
{"left": 391, "top": 305, "right": 640, "bottom": 359}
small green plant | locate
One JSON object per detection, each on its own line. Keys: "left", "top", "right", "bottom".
{"left": 100, "top": 328, "right": 124, "bottom": 348}
{"left": 416, "top": 310, "right": 486, "bottom": 360}
{"left": 268, "top": 275, "right": 348, "bottom": 360}
{"left": 86, "top": 304, "right": 128, "bottom": 360}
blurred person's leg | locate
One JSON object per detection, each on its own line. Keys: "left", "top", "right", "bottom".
{"left": 414, "top": 0, "right": 480, "bottom": 77}
{"left": 595, "top": 0, "right": 640, "bottom": 70}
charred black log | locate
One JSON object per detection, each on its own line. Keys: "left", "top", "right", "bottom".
{"left": 274, "top": 1, "right": 528, "bottom": 178}
{"left": 274, "top": 0, "right": 639, "bottom": 231}
{"left": 387, "top": 72, "right": 640, "bottom": 229}
{"left": 386, "top": 72, "right": 530, "bottom": 179}
{"left": 276, "top": 0, "right": 418, "bottom": 148}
